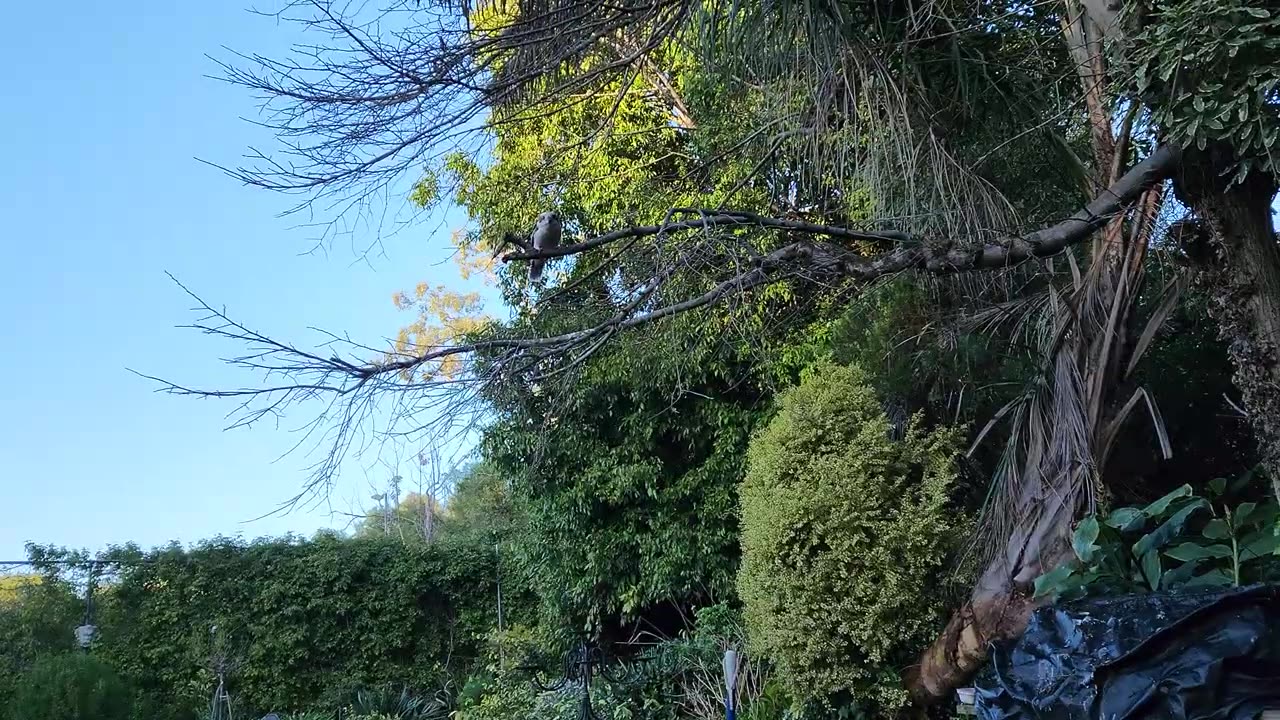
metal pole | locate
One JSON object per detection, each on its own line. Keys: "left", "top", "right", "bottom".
{"left": 495, "top": 542, "right": 505, "bottom": 670}
{"left": 723, "top": 649, "right": 739, "bottom": 720}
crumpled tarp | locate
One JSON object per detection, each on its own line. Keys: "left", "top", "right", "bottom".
{"left": 975, "top": 584, "right": 1280, "bottom": 720}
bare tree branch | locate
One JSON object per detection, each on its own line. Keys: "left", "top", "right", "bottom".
{"left": 504, "top": 144, "right": 1180, "bottom": 275}
{"left": 144, "top": 142, "right": 1180, "bottom": 492}
{"left": 207, "top": 0, "right": 692, "bottom": 217}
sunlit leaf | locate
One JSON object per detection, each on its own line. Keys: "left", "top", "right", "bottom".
{"left": 1133, "top": 499, "right": 1209, "bottom": 557}
{"left": 1106, "top": 507, "right": 1146, "bottom": 532}
{"left": 1140, "top": 484, "right": 1193, "bottom": 519}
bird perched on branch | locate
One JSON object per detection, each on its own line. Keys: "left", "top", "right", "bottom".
{"left": 529, "top": 211, "right": 562, "bottom": 282}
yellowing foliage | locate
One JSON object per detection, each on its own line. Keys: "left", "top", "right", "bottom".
{"left": 448, "top": 229, "right": 500, "bottom": 284}
{"left": 738, "top": 361, "right": 964, "bottom": 712}
{"left": 388, "top": 284, "right": 489, "bottom": 381}
{"left": 0, "top": 574, "right": 40, "bottom": 605}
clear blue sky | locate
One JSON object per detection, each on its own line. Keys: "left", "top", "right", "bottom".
{"left": 0, "top": 3, "right": 489, "bottom": 559}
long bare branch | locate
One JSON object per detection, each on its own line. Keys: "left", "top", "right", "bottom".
{"left": 147, "top": 142, "right": 1179, "bottom": 492}
{"left": 503, "top": 144, "right": 1181, "bottom": 274}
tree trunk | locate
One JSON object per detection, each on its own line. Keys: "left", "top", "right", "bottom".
{"left": 906, "top": 2, "right": 1152, "bottom": 702}
{"left": 909, "top": 156, "right": 1277, "bottom": 705}
{"left": 907, "top": 501, "right": 1074, "bottom": 703}
{"left": 1175, "top": 152, "right": 1280, "bottom": 499}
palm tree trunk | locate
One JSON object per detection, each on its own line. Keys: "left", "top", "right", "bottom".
{"left": 908, "top": 488, "right": 1076, "bottom": 703}
{"left": 907, "top": 1, "right": 1161, "bottom": 701}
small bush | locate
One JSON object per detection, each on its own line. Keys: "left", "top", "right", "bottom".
{"left": 9, "top": 653, "right": 132, "bottom": 720}
{"left": 738, "top": 361, "right": 964, "bottom": 713}
{"left": 345, "top": 684, "right": 452, "bottom": 720}
{"left": 455, "top": 623, "right": 674, "bottom": 720}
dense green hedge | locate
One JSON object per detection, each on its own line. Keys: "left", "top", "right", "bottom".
{"left": 738, "top": 361, "right": 965, "bottom": 714}
{"left": 11, "top": 653, "right": 132, "bottom": 720}
{"left": 0, "top": 576, "right": 82, "bottom": 710}
{"left": 6, "top": 535, "right": 533, "bottom": 720}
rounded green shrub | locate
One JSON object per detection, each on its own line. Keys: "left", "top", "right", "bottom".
{"left": 738, "top": 361, "right": 964, "bottom": 713}
{"left": 9, "top": 653, "right": 131, "bottom": 720}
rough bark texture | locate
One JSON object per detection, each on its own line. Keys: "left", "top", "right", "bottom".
{"left": 1174, "top": 150, "right": 1280, "bottom": 500}
{"left": 907, "top": 517, "right": 1072, "bottom": 704}
{"left": 907, "top": 152, "right": 1277, "bottom": 707}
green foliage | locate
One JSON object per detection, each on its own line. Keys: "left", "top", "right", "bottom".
{"left": 9, "top": 653, "right": 132, "bottom": 720}
{"left": 1034, "top": 469, "right": 1280, "bottom": 601}
{"left": 1130, "top": 0, "right": 1280, "bottom": 183}
{"left": 0, "top": 573, "right": 81, "bottom": 710}
{"left": 439, "top": 462, "right": 524, "bottom": 547}
{"left": 645, "top": 603, "right": 793, "bottom": 720}
{"left": 1109, "top": 264, "right": 1257, "bottom": 502}
{"left": 355, "top": 490, "right": 442, "bottom": 542}
{"left": 345, "top": 684, "right": 453, "bottom": 720}
{"left": 17, "top": 535, "right": 531, "bottom": 720}
{"left": 482, "top": 321, "right": 779, "bottom": 628}
{"left": 738, "top": 361, "right": 965, "bottom": 713}
{"left": 830, "top": 276, "right": 1033, "bottom": 435}
{"left": 431, "top": 32, "right": 849, "bottom": 635}
{"left": 455, "top": 623, "right": 674, "bottom": 720}
{"left": 456, "top": 671, "right": 673, "bottom": 720}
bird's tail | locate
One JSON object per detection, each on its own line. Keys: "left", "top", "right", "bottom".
{"left": 529, "top": 259, "right": 545, "bottom": 283}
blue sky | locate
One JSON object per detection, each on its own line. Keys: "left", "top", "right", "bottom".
{"left": 0, "top": 3, "right": 490, "bottom": 559}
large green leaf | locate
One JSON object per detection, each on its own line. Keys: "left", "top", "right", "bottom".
{"left": 1132, "top": 498, "right": 1209, "bottom": 557}
{"left": 1140, "top": 484, "right": 1193, "bottom": 519}
{"left": 1033, "top": 563, "right": 1078, "bottom": 601}
{"left": 1202, "top": 518, "right": 1232, "bottom": 540}
{"left": 1246, "top": 503, "right": 1280, "bottom": 528}
{"left": 1161, "top": 558, "right": 1203, "bottom": 588}
{"left": 1140, "top": 548, "right": 1162, "bottom": 591}
{"left": 1184, "top": 568, "right": 1235, "bottom": 588}
{"left": 1239, "top": 529, "right": 1280, "bottom": 561}
{"left": 1073, "top": 517, "right": 1101, "bottom": 563}
{"left": 1164, "top": 542, "right": 1232, "bottom": 562}
{"left": 1105, "top": 507, "right": 1145, "bottom": 532}
{"left": 1233, "top": 501, "right": 1258, "bottom": 527}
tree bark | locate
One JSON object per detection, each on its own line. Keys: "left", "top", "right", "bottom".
{"left": 908, "top": 154, "right": 1277, "bottom": 706}
{"left": 1174, "top": 151, "right": 1280, "bottom": 499}
{"left": 907, "top": 3, "right": 1156, "bottom": 700}
{"left": 907, "top": 499, "right": 1074, "bottom": 704}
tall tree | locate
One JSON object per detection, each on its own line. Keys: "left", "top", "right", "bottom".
{"left": 169, "top": 0, "right": 1277, "bottom": 703}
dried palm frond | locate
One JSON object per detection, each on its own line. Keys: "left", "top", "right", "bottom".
{"left": 961, "top": 179, "right": 1172, "bottom": 580}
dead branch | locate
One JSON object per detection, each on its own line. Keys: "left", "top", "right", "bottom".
{"left": 144, "top": 143, "right": 1179, "bottom": 493}
{"left": 208, "top": 0, "right": 692, "bottom": 217}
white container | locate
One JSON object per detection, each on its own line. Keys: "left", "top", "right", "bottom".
{"left": 74, "top": 624, "right": 96, "bottom": 648}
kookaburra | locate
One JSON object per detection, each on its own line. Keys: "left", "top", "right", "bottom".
{"left": 529, "top": 211, "right": 562, "bottom": 283}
